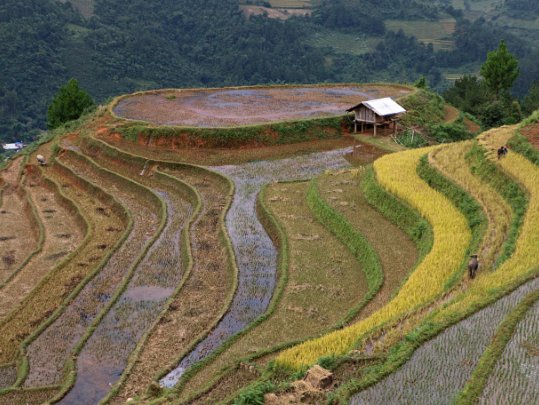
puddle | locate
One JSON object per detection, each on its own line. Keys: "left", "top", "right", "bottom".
{"left": 124, "top": 286, "right": 174, "bottom": 302}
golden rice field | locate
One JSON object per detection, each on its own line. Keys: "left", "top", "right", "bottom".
{"left": 0, "top": 89, "right": 538, "bottom": 404}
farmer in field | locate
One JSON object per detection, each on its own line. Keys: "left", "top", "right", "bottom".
{"left": 468, "top": 254, "right": 479, "bottom": 279}
{"left": 36, "top": 154, "right": 46, "bottom": 166}
{"left": 497, "top": 145, "right": 508, "bottom": 159}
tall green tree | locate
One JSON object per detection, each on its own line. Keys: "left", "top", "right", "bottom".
{"left": 480, "top": 40, "right": 519, "bottom": 99}
{"left": 47, "top": 79, "right": 94, "bottom": 129}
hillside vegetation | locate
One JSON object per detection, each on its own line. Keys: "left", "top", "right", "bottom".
{"left": 2, "top": 0, "right": 539, "bottom": 146}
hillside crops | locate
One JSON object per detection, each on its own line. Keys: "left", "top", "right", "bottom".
{"left": 275, "top": 147, "right": 471, "bottom": 369}
{"left": 1, "top": 89, "right": 539, "bottom": 404}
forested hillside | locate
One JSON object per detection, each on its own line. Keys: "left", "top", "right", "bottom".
{"left": 1, "top": 0, "right": 538, "bottom": 144}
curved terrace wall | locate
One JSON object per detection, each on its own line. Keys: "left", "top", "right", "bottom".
{"left": 109, "top": 84, "right": 414, "bottom": 148}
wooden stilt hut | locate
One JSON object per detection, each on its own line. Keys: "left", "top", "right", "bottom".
{"left": 346, "top": 97, "right": 406, "bottom": 136}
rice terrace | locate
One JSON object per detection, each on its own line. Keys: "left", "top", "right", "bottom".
{"left": 0, "top": 82, "right": 538, "bottom": 405}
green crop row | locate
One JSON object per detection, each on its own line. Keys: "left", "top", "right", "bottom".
{"left": 455, "top": 287, "right": 539, "bottom": 404}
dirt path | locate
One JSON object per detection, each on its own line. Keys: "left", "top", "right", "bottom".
{"left": 0, "top": 157, "right": 38, "bottom": 285}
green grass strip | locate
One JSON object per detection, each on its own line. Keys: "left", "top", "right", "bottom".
{"left": 465, "top": 142, "right": 528, "bottom": 266}
{"left": 454, "top": 287, "right": 539, "bottom": 405}
{"left": 307, "top": 177, "right": 383, "bottom": 323}
{"left": 361, "top": 165, "right": 433, "bottom": 286}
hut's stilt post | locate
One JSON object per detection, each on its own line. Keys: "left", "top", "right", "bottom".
{"left": 354, "top": 121, "right": 357, "bottom": 134}
{"left": 374, "top": 123, "right": 377, "bottom": 137}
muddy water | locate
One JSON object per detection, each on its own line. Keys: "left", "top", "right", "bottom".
{"left": 160, "top": 147, "right": 353, "bottom": 387}
{"left": 0, "top": 365, "right": 16, "bottom": 390}
{"left": 59, "top": 191, "right": 189, "bottom": 405}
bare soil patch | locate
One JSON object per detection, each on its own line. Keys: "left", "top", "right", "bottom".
{"left": 112, "top": 85, "right": 411, "bottom": 128}
{"left": 520, "top": 123, "right": 539, "bottom": 148}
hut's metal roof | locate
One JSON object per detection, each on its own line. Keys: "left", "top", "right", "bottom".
{"left": 346, "top": 97, "right": 406, "bottom": 116}
{"left": 2, "top": 142, "right": 23, "bottom": 151}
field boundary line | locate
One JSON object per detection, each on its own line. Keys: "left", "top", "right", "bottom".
{"left": 98, "top": 170, "right": 202, "bottom": 405}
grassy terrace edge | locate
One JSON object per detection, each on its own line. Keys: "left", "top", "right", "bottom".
{"left": 0, "top": 157, "right": 44, "bottom": 290}
{"left": 107, "top": 83, "right": 416, "bottom": 148}
{"left": 307, "top": 177, "right": 383, "bottom": 324}
{"left": 47, "top": 147, "right": 167, "bottom": 404}
{"left": 98, "top": 170, "right": 203, "bottom": 404}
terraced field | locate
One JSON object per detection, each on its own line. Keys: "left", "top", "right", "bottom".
{"left": 1, "top": 88, "right": 538, "bottom": 404}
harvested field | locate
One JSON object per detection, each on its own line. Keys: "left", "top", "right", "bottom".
{"left": 316, "top": 169, "right": 417, "bottom": 321}
{"left": 0, "top": 159, "right": 127, "bottom": 373}
{"left": 14, "top": 159, "right": 127, "bottom": 391}
{"left": 53, "top": 143, "right": 194, "bottom": 404}
{"left": 160, "top": 147, "right": 352, "bottom": 388}
{"left": 97, "top": 154, "right": 234, "bottom": 402}
{"left": 0, "top": 166, "right": 85, "bottom": 320}
{"left": 173, "top": 181, "right": 368, "bottom": 403}
{"left": 351, "top": 278, "right": 539, "bottom": 405}
{"left": 0, "top": 157, "right": 39, "bottom": 285}
{"left": 112, "top": 84, "right": 411, "bottom": 127}
{"left": 21, "top": 150, "right": 161, "bottom": 403}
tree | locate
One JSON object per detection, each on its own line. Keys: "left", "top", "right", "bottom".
{"left": 47, "top": 78, "right": 94, "bottom": 129}
{"left": 522, "top": 83, "right": 539, "bottom": 115}
{"left": 480, "top": 40, "right": 519, "bottom": 98}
